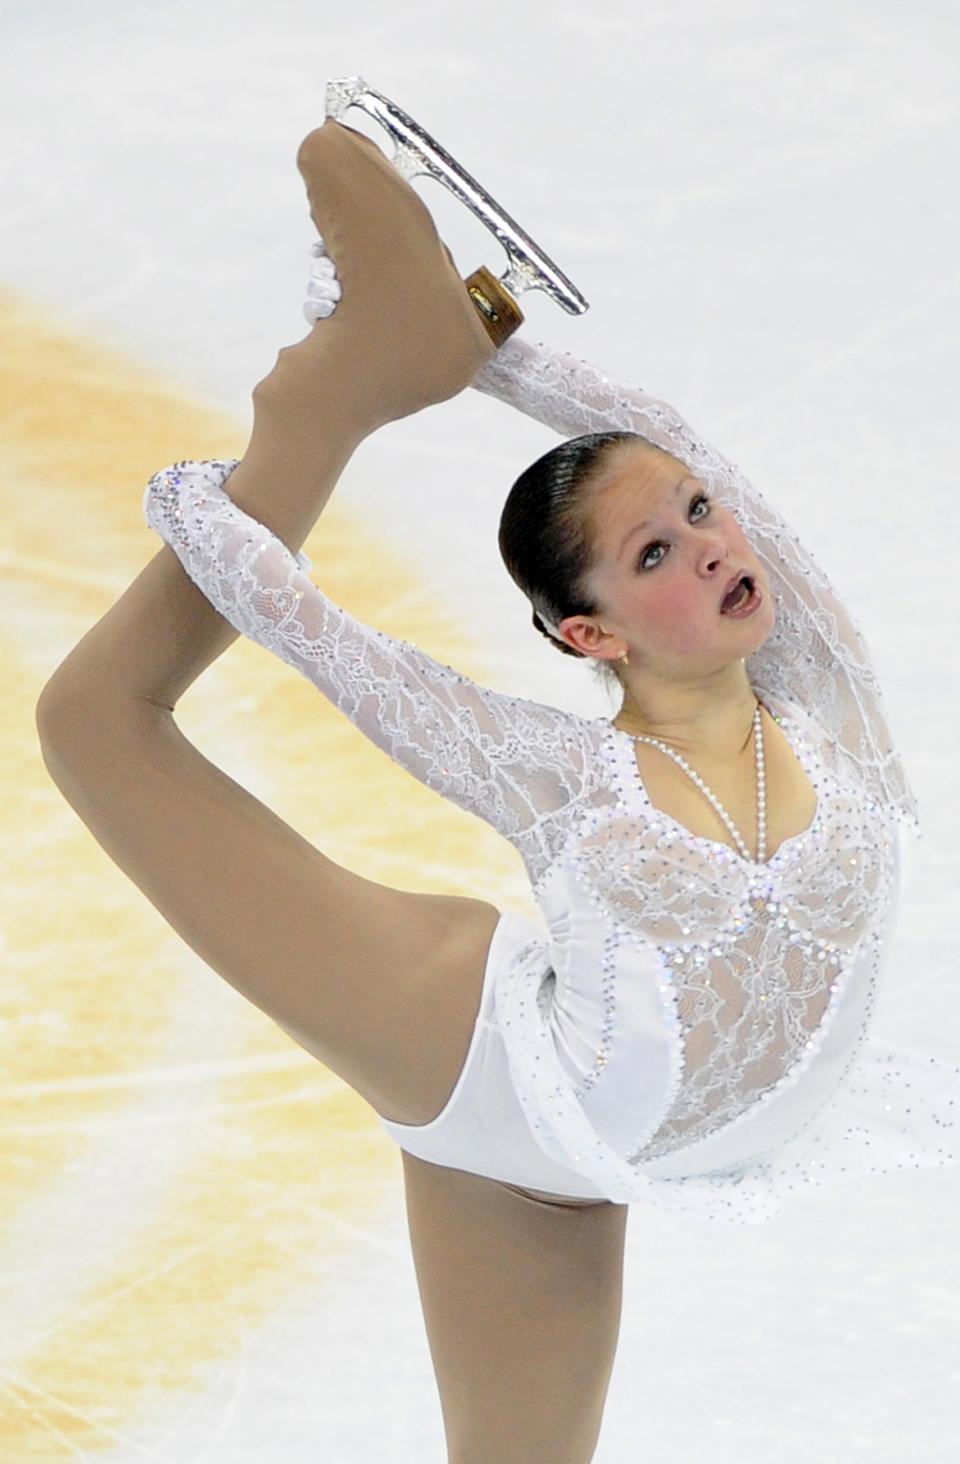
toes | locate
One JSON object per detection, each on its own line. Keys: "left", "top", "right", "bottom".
{"left": 329, "top": 120, "right": 384, "bottom": 154}
{"left": 297, "top": 118, "right": 383, "bottom": 173}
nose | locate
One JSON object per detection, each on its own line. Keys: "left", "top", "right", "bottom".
{"left": 697, "top": 533, "right": 731, "bottom": 577}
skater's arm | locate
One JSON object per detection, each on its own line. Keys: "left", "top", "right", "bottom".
{"left": 470, "top": 336, "right": 920, "bottom": 834}
{"left": 37, "top": 329, "right": 377, "bottom": 718}
{"left": 138, "top": 456, "right": 594, "bottom": 879}
{"left": 36, "top": 117, "right": 494, "bottom": 719}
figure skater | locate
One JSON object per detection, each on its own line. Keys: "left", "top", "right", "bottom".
{"left": 36, "top": 93, "right": 959, "bottom": 1464}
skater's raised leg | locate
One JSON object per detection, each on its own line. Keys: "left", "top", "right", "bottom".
{"left": 35, "top": 121, "right": 502, "bottom": 1126}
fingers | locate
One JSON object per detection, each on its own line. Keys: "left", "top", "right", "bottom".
{"left": 303, "top": 236, "right": 343, "bottom": 325}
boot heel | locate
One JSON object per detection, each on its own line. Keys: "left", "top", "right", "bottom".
{"left": 464, "top": 265, "right": 525, "bottom": 348}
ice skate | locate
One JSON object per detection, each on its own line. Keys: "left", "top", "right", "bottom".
{"left": 320, "top": 75, "right": 589, "bottom": 347}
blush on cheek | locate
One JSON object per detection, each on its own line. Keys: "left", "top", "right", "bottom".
{"left": 644, "top": 582, "right": 707, "bottom": 654}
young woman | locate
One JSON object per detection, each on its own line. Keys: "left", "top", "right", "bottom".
{"left": 36, "top": 118, "right": 959, "bottom": 1464}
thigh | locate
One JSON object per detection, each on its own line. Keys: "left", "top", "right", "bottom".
{"left": 401, "top": 1151, "right": 629, "bottom": 1464}
{"left": 38, "top": 694, "right": 502, "bottom": 1125}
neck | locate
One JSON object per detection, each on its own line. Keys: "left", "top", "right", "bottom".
{"left": 613, "top": 659, "right": 759, "bottom": 761}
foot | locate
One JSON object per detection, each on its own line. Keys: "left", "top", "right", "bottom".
{"left": 294, "top": 120, "right": 501, "bottom": 427}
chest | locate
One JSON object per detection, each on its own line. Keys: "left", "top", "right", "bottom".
{"left": 628, "top": 709, "right": 819, "bottom": 862}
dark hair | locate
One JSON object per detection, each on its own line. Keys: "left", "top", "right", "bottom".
{"left": 498, "top": 430, "right": 661, "bottom": 684}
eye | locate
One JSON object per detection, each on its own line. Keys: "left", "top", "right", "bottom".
{"left": 636, "top": 493, "right": 712, "bottom": 571}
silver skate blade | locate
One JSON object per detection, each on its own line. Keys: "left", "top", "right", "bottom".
{"left": 324, "top": 76, "right": 589, "bottom": 317}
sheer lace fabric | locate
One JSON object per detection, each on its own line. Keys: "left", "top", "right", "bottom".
{"left": 144, "top": 457, "right": 594, "bottom": 889}
{"left": 471, "top": 336, "right": 920, "bottom": 844}
{"left": 571, "top": 722, "right": 891, "bottom": 1160}
{"left": 142, "top": 338, "right": 959, "bottom": 1227}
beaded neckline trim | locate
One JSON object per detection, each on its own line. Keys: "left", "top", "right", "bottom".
{"left": 605, "top": 702, "right": 825, "bottom": 868}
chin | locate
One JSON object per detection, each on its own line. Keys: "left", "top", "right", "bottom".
{"left": 748, "top": 591, "right": 777, "bottom": 653}
{"left": 722, "top": 583, "right": 776, "bottom": 660}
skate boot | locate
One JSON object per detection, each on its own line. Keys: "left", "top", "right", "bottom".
{"left": 314, "top": 76, "right": 589, "bottom": 349}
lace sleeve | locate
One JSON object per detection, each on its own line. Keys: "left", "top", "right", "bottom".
{"left": 143, "top": 458, "right": 593, "bottom": 883}
{"left": 471, "top": 337, "right": 921, "bottom": 841}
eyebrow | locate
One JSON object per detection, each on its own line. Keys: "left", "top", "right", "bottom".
{"left": 618, "top": 476, "right": 694, "bottom": 559}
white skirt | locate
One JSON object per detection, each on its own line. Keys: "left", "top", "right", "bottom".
{"left": 377, "top": 909, "right": 608, "bottom": 1199}
{"left": 378, "top": 911, "right": 960, "bottom": 1226}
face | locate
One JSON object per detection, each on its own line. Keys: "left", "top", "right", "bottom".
{"left": 560, "top": 442, "right": 776, "bottom": 674}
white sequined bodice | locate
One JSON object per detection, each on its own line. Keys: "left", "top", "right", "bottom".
{"left": 525, "top": 708, "right": 898, "bottom": 1169}
{"left": 143, "top": 333, "right": 922, "bottom": 1212}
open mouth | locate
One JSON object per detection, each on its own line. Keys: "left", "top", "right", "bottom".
{"left": 719, "top": 575, "right": 760, "bottom": 616}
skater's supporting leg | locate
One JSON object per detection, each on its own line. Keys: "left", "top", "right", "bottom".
{"left": 402, "top": 1151, "right": 628, "bottom": 1464}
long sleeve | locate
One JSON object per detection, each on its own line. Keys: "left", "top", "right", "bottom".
{"left": 471, "top": 337, "right": 922, "bottom": 846}
{"left": 142, "top": 458, "right": 594, "bottom": 885}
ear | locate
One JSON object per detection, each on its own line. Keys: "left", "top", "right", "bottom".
{"left": 558, "top": 615, "right": 625, "bottom": 663}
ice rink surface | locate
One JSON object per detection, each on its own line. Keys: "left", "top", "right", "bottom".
{"left": 2, "top": 1, "right": 959, "bottom": 1458}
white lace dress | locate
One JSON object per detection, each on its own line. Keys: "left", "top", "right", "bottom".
{"left": 143, "top": 336, "right": 960, "bottom": 1227}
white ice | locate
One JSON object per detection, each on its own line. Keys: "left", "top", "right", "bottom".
{"left": 3, "top": 1, "right": 958, "bottom": 1459}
